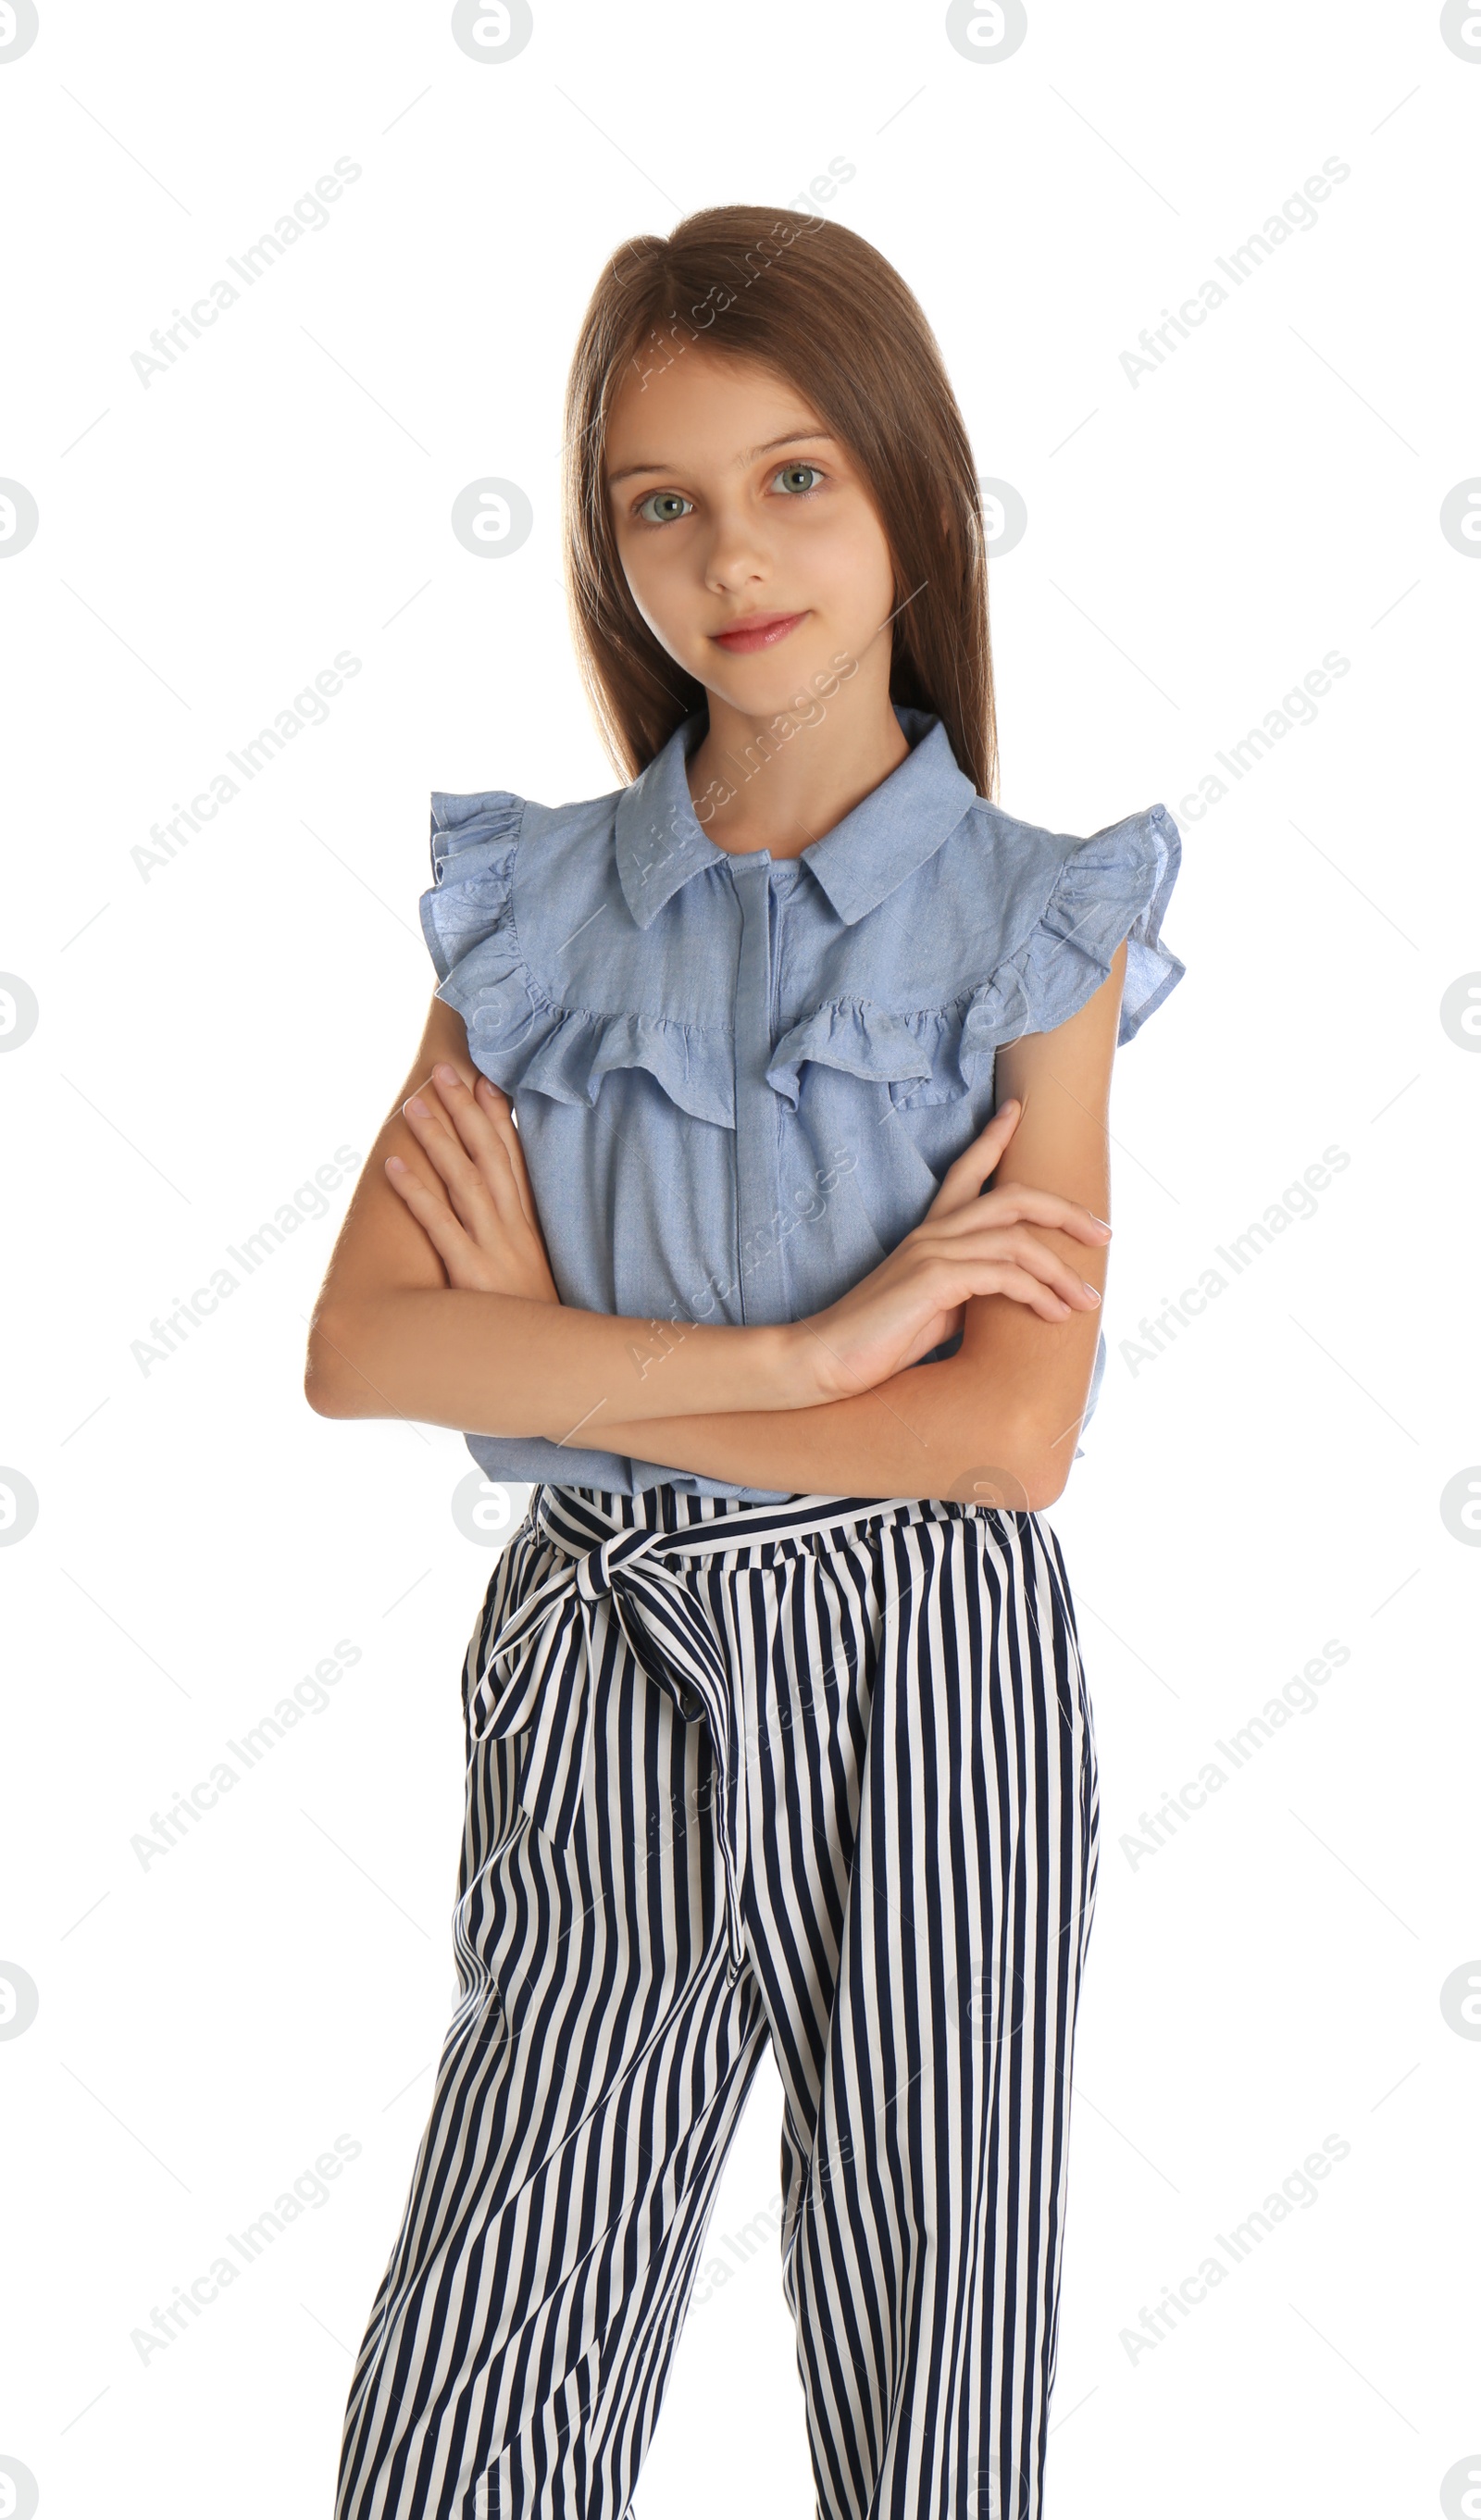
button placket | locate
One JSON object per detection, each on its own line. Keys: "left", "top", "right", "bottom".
{"left": 729, "top": 856, "right": 786, "bottom": 1328}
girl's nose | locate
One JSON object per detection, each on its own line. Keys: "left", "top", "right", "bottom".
{"left": 700, "top": 515, "right": 772, "bottom": 595}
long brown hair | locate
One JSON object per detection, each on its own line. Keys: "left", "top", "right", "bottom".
{"left": 561, "top": 205, "right": 998, "bottom": 800}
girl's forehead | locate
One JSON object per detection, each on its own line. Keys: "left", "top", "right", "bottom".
{"left": 604, "top": 352, "right": 827, "bottom": 473}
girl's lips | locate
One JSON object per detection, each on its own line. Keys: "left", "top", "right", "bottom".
{"left": 709, "top": 609, "right": 808, "bottom": 654}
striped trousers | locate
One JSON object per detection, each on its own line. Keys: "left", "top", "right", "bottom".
{"left": 335, "top": 1480, "right": 1101, "bottom": 2520}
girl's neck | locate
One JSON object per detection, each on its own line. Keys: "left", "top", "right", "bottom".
{"left": 685, "top": 672, "right": 914, "bottom": 862}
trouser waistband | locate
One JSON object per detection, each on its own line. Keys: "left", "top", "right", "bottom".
{"left": 533, "top": 1479, "right": 994, "bottom": 1568}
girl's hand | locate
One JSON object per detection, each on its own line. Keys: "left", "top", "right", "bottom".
{"left": 385, "top": 1063, "right": 560, "bottom": 1304}
{"left": 796, "top": 1097, "right": 1111, "bottom": 1402}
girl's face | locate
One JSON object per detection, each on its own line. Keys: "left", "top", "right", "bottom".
{"left": 603, "top": 345, "right": 898, "bottom": 722}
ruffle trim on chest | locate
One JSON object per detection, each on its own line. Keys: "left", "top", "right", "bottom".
{"left": 419, "top": 790, "right": 1183, "bottom": 1126}
{"left": 765, "top": 802, "right": 1185, "bottom": 1110}
{"left": 420, "top": 789, "right": 736, "bottom": 1129}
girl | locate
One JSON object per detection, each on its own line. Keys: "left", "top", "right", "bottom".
{"left": 309, "top": 205, "right": 1184, "bottom": 2520}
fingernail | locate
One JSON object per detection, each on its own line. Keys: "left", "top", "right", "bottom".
{"left": 404, "top": 1094, "right": 427, "bottom": 1117}
{"left": 1082, "top": 1282, "right": 1101, "bottom": 1304}
{"left": 434, "top": 1062, "right": 458, "bottom": 1085}
{"left": 1089, "top": 1215, "right": 1111, "bottom": 1230}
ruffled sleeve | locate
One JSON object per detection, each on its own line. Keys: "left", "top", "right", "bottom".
{"left": 766, "top": 799, "right": 1185, "bottom": 1111}
{"left": 948, "top": 799, "right": 1186, "bottom": 1073}
{"left": 420, "top": 788, "right": 526, "bottom": 988}
{"left": 1014, "top": 800, "right": 1184, "bottom": 1048}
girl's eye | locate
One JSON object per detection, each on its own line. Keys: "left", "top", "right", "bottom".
{"left": 772, "top": 462, "right": 826, "bottom": 495}
{"left": 634, "top": 490, "right": 694, "bottom": 525}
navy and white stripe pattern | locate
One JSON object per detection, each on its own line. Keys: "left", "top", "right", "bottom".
{"left": 336, "top": 1479, "right": 1101, "bottom": 2520}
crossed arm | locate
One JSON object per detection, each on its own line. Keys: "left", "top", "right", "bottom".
{"left": 305, "top": 939, "right": 1126, "bottom": 1506}
{"left": 590, "top": 944, "right": 1126, "bottom": 1501}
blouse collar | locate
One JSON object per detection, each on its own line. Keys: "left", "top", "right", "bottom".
{"left": 614, "top": 704, "right": 980, "bottom": 930}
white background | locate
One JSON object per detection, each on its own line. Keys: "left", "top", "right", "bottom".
{"left": 2, "top": 2, "right": 1478, "bottom": 2514}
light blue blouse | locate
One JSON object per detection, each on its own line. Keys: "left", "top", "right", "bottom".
{"left": 420, "top": 705, "right": 1186, "bottom": 1501}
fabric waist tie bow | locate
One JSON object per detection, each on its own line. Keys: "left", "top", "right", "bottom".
{"left": 467, "top": 1488, "right": 761, "bottom": 1984}
{"left": 464, "top": 1484, "right": 931, "bottom": 1988}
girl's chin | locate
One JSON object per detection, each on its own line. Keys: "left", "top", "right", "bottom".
{"left": 693, "top": 638, "right": 851, "bottom": 717}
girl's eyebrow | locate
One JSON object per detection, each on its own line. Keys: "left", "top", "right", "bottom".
{"left": 606, "top": 430, "right": 836, "bottom": 488}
